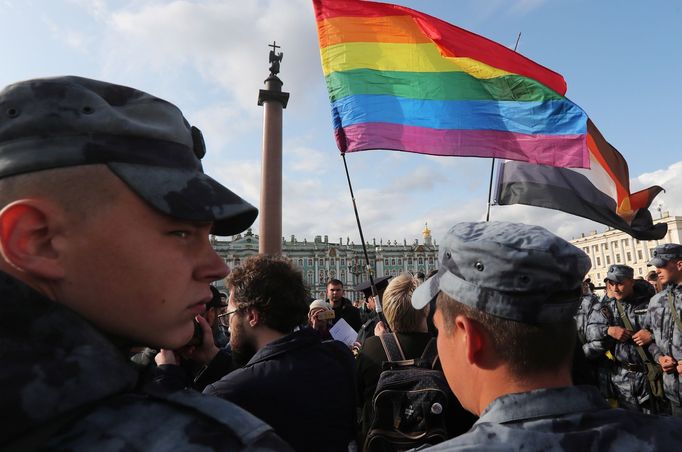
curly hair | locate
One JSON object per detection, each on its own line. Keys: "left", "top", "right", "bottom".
{"left": 227, "top": 255, "right": 309, "bottom": 333}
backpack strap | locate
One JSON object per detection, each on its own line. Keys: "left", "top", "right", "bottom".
{"left": 379, "top": 333, "right": 406, "bottom": 362}
{"left": 419, "top": 338, "right": 439, "bottom": 369}
{"left": 667, "top": 291, "right": 682, "bottom": 334}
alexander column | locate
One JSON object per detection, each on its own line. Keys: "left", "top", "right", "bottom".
{"left": 258, "top": 42, "right": 289, "bottom": 255}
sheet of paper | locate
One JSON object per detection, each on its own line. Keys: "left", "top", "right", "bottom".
{"left": 329, "top": 318, "right": 358, "bottom": 347}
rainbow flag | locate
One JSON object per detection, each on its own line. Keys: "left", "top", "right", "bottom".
{"left": 313, "top": 0, "right": 589, "bottom": 168}
{"left": 495, "top": 119, "right": 666, "bottom": 240}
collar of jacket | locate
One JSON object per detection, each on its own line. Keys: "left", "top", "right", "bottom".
{"left": 243, "top": 327, "right": 321, "bottom": 367}
{"left": 0, "top": 270, "right": 138, "bottom": 442}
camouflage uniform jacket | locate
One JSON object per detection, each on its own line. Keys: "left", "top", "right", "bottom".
{"left": 575, "top": 293, "right": 599, "bottom": 346}
{"left": 585, "top": 293, "right": 650, "bottom": 363}
{"left": 0, "top": 271, "right": 292, "bottom": 451}
{"left": 583, "top": 294, "right": 614, "bottom": 360}
{"left": 421, "top": 385, "right": 682, "bottom": 451}
{"left": 584, "top": 292, "right": 651, "bottom": 407}
{"left": 647, "top": 284, "right": 682, "bottom": 406}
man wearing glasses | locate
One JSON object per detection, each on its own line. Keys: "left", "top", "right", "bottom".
{"left": 162, "top": 255, "right": 357, "bottom": 452}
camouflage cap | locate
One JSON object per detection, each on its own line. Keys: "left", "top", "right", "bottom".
{"left": 648, "top": 243, "right": 682, "bottom": 267}
{"left": 0, "top": 76, "right": 257, "bottom": 236}
{"left": 604, "top": 264, "right": 634, "bottom": 283}
{"left": 411, "top": 221, "right": 591, "bottom": 323}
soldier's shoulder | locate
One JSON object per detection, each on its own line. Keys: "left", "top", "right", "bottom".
{"left": 588, "top": 300, "right": 611, "bottom": 319}
{"left": 649, "top": 290, "right": 668, "bottom": 305}
{"left": 47, "top": 389, "right": 290, "bottom": 451}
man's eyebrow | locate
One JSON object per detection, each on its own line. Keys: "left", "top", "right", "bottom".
{"left": 165, "top": 218, "right": 213, "bottom": 229}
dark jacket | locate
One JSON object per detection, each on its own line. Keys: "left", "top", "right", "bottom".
{"left": 0, "top": 270, "right": 289, "bottom": 451}
{"left": 204, "top": 328, "right": 357, "bottom": 452}
{"left": 328, "top": 297, "right": 362, "bottom": 332}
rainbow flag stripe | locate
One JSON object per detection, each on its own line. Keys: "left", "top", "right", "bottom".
{"left": 313, "top": 0, "right": 589, "bottom": 168}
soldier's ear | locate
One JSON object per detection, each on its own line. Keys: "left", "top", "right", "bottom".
{"left": 0, "top": 200, "right": 66, "bottom": 280}
{"left": 455, "top": 315, "right": 486, "bottom": 367}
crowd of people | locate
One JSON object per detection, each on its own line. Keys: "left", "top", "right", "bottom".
{"left": 3, "top": 76, "right": 682, "bottom": 451}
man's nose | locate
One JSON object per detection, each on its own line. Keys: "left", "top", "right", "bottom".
{"left": 195, "top": 244, "right": 229, "bottom": 281}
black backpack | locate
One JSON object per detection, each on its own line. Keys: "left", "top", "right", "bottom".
{"left": 363, "top": 333, "right": 451, "bottom": 451}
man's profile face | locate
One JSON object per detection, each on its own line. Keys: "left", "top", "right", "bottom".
{"left": 227, "top": 292, "right": 258, "bottom": 366}
{"left": 606, "top": 278, "right": 634, "bottom": 301}
{"left": 656, "top": 260, "right": 682, "bottom": 286}
{"left": 366, "top": 295, "right": 376, "bottom": 311}
{"left": 327, "top": 283, "right": 344, "bottom": 305}
{"left": 57, "top": 174, "right": 228, "bottom": 349}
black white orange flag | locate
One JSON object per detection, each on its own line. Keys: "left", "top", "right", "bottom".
{"left": 495, "top": 119, "right": 666, "bottom": 240}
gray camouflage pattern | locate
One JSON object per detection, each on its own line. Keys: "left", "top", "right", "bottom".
{"left": 584, "top": 292, "right": 651, "bottom": 409}
{"left": 575, "top": 293, "right": 599, "bottom": 345}
{"left": 647, "top": 284, "right": 682, "bottom": 406}
{"left": 412, "top": 221, "right": 591, "bottom": 323}
{"left": 648, "top": 244, "right": 682, "bottom": 267}
{"left": 421, "top": 385, "right": 682, "bottom": 451}
{"left": 0, "top": 270, "right": 292, "bottom": 451}
{"left": 0, "top": 76, "right": 257, "bottom": 236}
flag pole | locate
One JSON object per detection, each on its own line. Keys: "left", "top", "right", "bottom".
{"left": 486, "top": 32, "right": 522, "bottom": 222}
{"left": 341, "top": 152, "right": 389, "bottom": 332}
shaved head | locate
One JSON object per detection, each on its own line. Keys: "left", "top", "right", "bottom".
{"left": 0, "top": 165, "right": 121, "bottom": 223}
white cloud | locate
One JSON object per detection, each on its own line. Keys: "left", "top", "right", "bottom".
{"left": 288, "top": 146, "right": 328, "bottom": 173}
{"left": 386, "top": 165, "right": 443, "bottom": 192}
{"left": 40, "top": 14, "right": 89, "bottom": 52}
{"left": 100, "top": 0, "right": 321, "bottom": 112}
{"left": 191, "top": 103, "right": 260, "bottom": 151}
{"left": 634, "top": 160, "right": 682, "bottom": 218}
{"left": 210, "top": 159, "right": 260, "bottom": 206}
{"left": 66, "top": 0, "right": 109, "bottom": 20}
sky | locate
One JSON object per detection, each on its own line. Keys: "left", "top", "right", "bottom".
{"left": 1, "top": 0, "right": 680, "bottom": 245}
